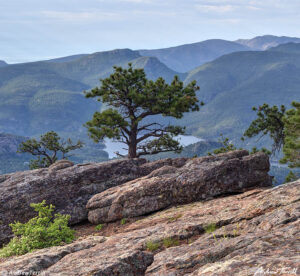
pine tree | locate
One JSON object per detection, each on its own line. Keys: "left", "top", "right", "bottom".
{"left": 18, "top": 131, "right": 83, "bottom": 169}
{"left": 85, "top": 64, "right": 202, "bottom": 158}
{"left": 243, "top": 101, "right": 300, "bottom": 182}
{"left": 280, "top": 101, "right": 300, "bottom": 168}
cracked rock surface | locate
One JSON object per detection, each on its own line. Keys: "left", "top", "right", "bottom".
{"left": 1, "top": 180, "right": 299, "bottom": 275}
{"left": 0, "top": 157, "right": 187, "bottom": 246}
{"left": 0, "top": 152, "right": 299, "bottom": 275}
{"left": 87, "top": 150, "right": 272, "bottom": 224}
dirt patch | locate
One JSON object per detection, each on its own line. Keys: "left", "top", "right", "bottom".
{"left": 72, "top": 217, "right": 143, "bottom": 239}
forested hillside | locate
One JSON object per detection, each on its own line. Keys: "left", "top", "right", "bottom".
{"left": 0, "top": 38, "right": 299, "bottom": 176}
{"left": 182, "top": 43, "right": 300, "bottom": 143}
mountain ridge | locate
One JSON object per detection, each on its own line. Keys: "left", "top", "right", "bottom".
{"left": 181, "top": 43, "right": 300, "bottom": 141}
{"left": 0, "top": 38, "right": 299, "bottom": 151}
{"left": 139, "top": 39, "right": 251, "bottom": 72}
{"left": 0, "top": 48, "right": 180, "bottom": 137}
{"left": 235, "top": 35, "right": 300, "bottom": 50}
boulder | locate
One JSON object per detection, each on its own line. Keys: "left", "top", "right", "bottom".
{"left": 1, "top": 179, "right": 299, "bottom": 275}
{"left": 0, "top": 158, "right": 187, "bottom": 246}
{"left": 87, "top": 150, "right": 272, "bottom": 224}
{"left": 48, "top": 159, "right": 74, "bottom": 171}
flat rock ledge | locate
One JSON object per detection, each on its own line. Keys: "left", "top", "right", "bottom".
{"left": 87, "top": 150, "right": 272, "bottom": 224}
{"left": 0, "top": 157, "right": 187, "bottom": 246}
{"left": 1, "top": 179, "right": 299, "bottom": 275}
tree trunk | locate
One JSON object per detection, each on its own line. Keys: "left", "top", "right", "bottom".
{"left": 128, "top": 118, "right": 138, "bottom": 158}
{"left": 128, "top": 141, "right": 137, "bottom": 158}
{"left": 128, "top": 127, "right": 137, "bottom": 158}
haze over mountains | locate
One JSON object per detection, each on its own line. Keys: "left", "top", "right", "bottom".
{"left": 0, "top": 61, "right": 7, "bottom": 68}
{"left": 183, "top": 43, "right": 300, "bottom": 140}
{"left": 0, "top": 49, "right": 181, "bottom": 136}
{"left": 139, "top": 39, "right": 250, "bottom": 73}
{"left": 0, "top": 35, "right": 299, "bottom": 162}
{"left": 236, "top": 35, "right": 300, "bottom": 50}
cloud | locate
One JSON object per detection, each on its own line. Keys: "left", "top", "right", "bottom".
{"left": 1, "top": 0, "right": 300, "bottom": 63}
{"left": 117, "top": 0, "right": 153, "bottom": 3}
{"left": 246, "top": 5, "right": 261, "bottom": 10}
{"left": 41, "top": 10, "right": 119, "bottom": 22}
{"left": 195, "top": 4, "right": 234, "bottom": 13}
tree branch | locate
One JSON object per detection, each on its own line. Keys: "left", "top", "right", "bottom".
{"left": 137, "top": 128, "right": 167, "bottom": 143}
{"left": 138, "top": 122, "right": 163, "bottom": 132}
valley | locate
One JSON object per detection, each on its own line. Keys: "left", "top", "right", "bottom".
{"left": 0, "top": 35, "right": 299, "bottom": 181}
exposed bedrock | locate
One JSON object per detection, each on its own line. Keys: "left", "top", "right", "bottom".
{"left": 0, "top": 157, "right": 187, "bottom": 246}
{"left": 87, "top": 150, "right": 272, "bottom": 224}
{"left": 1, "top": 179, "right": 299, "bottom": 275}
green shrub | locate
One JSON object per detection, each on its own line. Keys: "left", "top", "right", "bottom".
{"left": 0, "top": 201, "right": 75, "bottom": 257}
{"left": 213, "top": 134, "right": 237, "bottom": 154}
{"left": 95, "top": 224, "right": 104, "bottom": 231}
{"left": 146, "top": 240, "right": 161, "bottom": 252}
{"left": 162, "top": 237, "right": 179, "bottom": 248}
{"left": 203, "top": 223, "right": 217, "bottom": 233}
{"left": 120, "top": 218, "right": 127, "bottom": 225}
{"left": 250, "top": 147, "right": 271, "bottom": 155}
{"left": 285, "top": 171, "right": 299, "bottom": 183}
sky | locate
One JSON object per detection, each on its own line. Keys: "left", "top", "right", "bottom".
{"left": 1, "top": 0, "right": 300, "bottom": 63}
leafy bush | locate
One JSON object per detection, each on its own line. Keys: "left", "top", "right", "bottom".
{"left": 0, "top": 201, "right": 75, "bottom": 257}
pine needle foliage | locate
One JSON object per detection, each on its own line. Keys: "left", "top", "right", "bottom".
{"left": 85, "top": 63, "right": 202, "bottom": 158}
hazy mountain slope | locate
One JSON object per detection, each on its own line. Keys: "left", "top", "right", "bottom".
{"left": 139, "top": 39, "right": 250, "bottom": 72}
{"left": 0, "top": 49, "right": 181, "bottom": 137}
{"left": 1, "top": 41, "right": 299, "bottom": 161}
{"left": 0, "top": 62, "right": 93, "bottom": 135}
{"left": 268, "top": 42, "right": 300, "bottom": 54}
{"left": 52, "top": 49, "right": 141, "bottom": 87}
{"left": 181, "top": 44, "right": 300, "bottom": 142}
{"left": 236, "top": 35, "right": 300, "bottom": 50}
{"left": 0, "top": 133, "right": 30, "bottom": 174}
{"left": 128, "top": 56, "right": 186, "bottom": 82}
{"left": 0, "top": 60, "right": 7, "bottom": 67}
{"left": 46, "top": 54, "right": 87, "bottom": 63}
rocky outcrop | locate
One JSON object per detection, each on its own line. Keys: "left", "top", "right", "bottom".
{"left": 0, "top": 157, "right": 187, "bottom": 246}
{"left": 87, "top": 150, "right": 272, "bottom": 224}
{"left": 1, "top": 179, "right": 299, "bottom": 275}
{"left": 0, "top": 236, "right": 106, "bottom": 274}
{"left": 48, "top": 159, "right": 74, "bottom": 171}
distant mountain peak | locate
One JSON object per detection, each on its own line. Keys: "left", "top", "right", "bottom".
{"left": 130, "top": 56, "right": 185, "bottom": 82}
{"left": 235, "top": 35, "right": 300, "bottom": 50}
{"left": 139, "top": 39, "right": 250, "bottom": 72}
